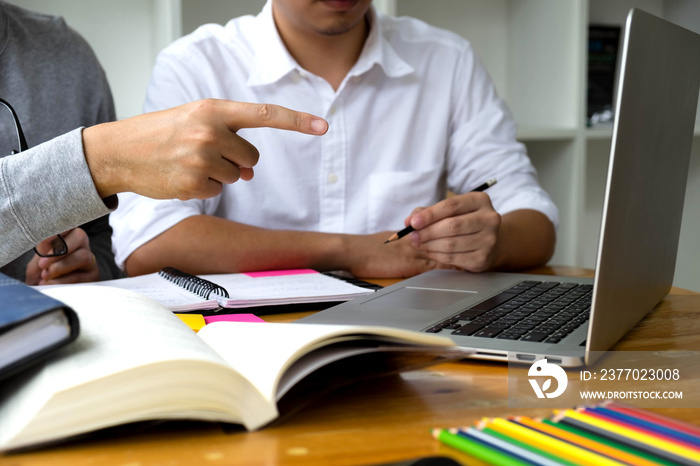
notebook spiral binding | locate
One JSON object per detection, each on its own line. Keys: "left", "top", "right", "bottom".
{"left": 158, "top": 267, "right": 230, "bottom": 300}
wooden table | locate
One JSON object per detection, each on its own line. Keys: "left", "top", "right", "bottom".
{"left": 5, "top": 267, "right": 700, "bottom": 466}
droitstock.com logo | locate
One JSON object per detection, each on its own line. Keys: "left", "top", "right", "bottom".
{"left": 528, "top": 358, "right": 568, "bottom": 399}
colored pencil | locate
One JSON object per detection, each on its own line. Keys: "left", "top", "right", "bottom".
{"left": 478, "top": 425, "right": 579, "bottom": 466}
{"left": 602, "top": 401, "right": 700, "bottom": 438}
{"left": 573, "top": 408, "right": 700, "bottom": 457}
{"left": 585, "top": 406, "right": 700, "bottom": 449}
{"left": 432, "top": 403, "right": 700, "bottom": 466}
{"left": 461, "top": 427, "right": 565, "bottom": 466}
{"left": 557, "top": 409, "right": 700, "bottom": 466}
{"left": 431, "top": 428, "right": 532, "bottom": 466}
{"left": 543, "top": 418, "right": 677, "bottom": 466}
{"left": 483, "top": 417, "right": 628, "bottom": 466}
{"left": 555, "top": 415, "right": 695, "bottom": 466}
{"left": 514, "top": 416, "right": 664, "bottom": 466}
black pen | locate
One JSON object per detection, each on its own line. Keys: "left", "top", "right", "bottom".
{"left": 383, "top": 178, "right": 497, "bottom": 244}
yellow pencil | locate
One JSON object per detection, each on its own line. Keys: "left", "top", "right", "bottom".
{"left": 561, "top": 409, "right": 700, "bottom": 463}
{"left": 515, "top": 416, "right": 666, "bottom": 466}
{"left": 483, "top": 417, "right": 628, "bottom": 466}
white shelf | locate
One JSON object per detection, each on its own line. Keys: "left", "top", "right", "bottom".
{"left": 517, "top": 127, "right": 578, "bottom": 141}
{"left": 585, "top": 127, "right": 614, "bottom": 140}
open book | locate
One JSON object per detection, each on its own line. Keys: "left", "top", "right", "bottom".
{"left": 35, "top": 268, "right": 377, "bottom": 312}
{"left": 0, "top": 286, "right": 465, "bottom": 451}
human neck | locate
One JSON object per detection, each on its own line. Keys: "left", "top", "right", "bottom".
{"left": 273, "top": 8, "right": 369, "bottom": 91}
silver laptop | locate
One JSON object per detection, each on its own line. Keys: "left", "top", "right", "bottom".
{"left": 298, "top": 9, "right": 700, "bottom": 367}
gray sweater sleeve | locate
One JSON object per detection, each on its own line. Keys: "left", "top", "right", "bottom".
{"left": 0, "top": 128, "right": 117, "bottom": 267}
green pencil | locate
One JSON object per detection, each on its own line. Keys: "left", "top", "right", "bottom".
{"left": 482, "top": 426, "right": 575, "bottom": 466}
{"left": 542, "top": 419, "right": 678, "bottom": 466}
{"left": 431, "top": 428, "right": 531, "bottom": 466}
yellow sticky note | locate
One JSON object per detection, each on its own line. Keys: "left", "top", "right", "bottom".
{"left": 176, "top": 314, "right": 206, "bottom": 332}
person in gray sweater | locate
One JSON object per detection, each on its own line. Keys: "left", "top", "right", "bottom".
{"left": 0, "top": 2, "right": 328, "bottom": 282}
{"left": 0, "top": 1, "right": 119, "bottom": 284}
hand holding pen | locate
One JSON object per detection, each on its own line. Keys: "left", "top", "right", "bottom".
{"left": 385, "top": 178, "right": 497, "bottom": 243}
{"left": 383, "top": 177, "right": 501, "bottom": 272}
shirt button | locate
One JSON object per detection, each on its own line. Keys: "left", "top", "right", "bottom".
{"left": 291, "top": 72, "right": 301, "bottom": 83}
{"left": 327, "top": 173, "right": 338, "bottom": 184}
{"left": 329, "top": 106, "right": 337, "bottom": 115}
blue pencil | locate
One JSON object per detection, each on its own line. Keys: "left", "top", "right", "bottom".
{"left": 586, "top": 406, "right": 700, "bottom": 449}
{"left": 458, "top": 427, "right": 567, "bottom": 466}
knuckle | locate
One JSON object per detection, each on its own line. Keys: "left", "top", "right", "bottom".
{"left": 257, "top": 104, "right": 276, "bottom": 122}
{"left": 445, "top": 217, "right": 462, "bottom": 235}
{"left": 487, "top": 209, "right": 501, "bottom": 226}
{"left": 247, "top": 145, "right": 260, "bottom": 166}
{"left": 471, "top": 251, "right": 491, "bottom": 272}
{"left": 443, "top": 237, "right": 458, "bottom": 253}
{"left": 178, "top": 175, "right": 204, "bottom": 199}
{"left": 485, "top": 233, "right": 498, "bottom": 250}
{"left": 191, "top": 99, "right": 216, "bottom": 119}
{"left": 76, "top": 248, "right": 92, "bottom": 263}
{"left": 72, "top": 228, "right": 88, "bottom": 242}
{"left": 227, "top": 166, "right": 242, "bottom": 184}
{"left": 443, "top": 197, "right": 460, "bottom": 214}
{"left": 192, "top": 126, "right": 218, "bottom": 147}
{"left": 440, "top": 253, "right": 457, "bottom": 266}
{"left": 295, "top": 112, "right": 306, "bottom": 130}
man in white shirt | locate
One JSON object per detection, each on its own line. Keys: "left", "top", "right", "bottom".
{"left": 111, "top": 0, "right": 558, "bottom": 278}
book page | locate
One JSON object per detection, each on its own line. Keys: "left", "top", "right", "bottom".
{"left": 0, "top": 287, "right": 259, "bottom": 450}
{"left": 197, "top": 322, "right": 456, "bottom": 403}
{"left": 201, "top": 271, "right": 374, "bottom": 307}
{"left": 33, "top": 273, "right": 216, "bottom": 310}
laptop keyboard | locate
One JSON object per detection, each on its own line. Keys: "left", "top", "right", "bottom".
{"left": 425, "top": 280, "right": 592, "bottom": 344}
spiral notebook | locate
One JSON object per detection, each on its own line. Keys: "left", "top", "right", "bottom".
{"left": 36, "top": 268, "right": 379, "bottom": 313}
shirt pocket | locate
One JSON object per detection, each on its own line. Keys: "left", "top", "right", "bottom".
{"left": 368, "top": 167, "right": 443, "bottom": 232}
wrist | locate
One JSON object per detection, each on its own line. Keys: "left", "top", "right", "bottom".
{"left": 82, "top": 123, "right": 124, "bottom": 198}
{"left": 309, "top": 233, "right": 354, "bottom": 272}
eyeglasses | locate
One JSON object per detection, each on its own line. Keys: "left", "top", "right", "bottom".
{"left": 1, "top": 98, "right": 67, "bottom": 258}
{"left": 0, "top": 98, "right": 28, "bottom": 154}
{"left": 33, "top": 233, "right": 69, "bottom": 258}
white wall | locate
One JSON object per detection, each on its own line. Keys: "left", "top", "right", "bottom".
{"left": 10, "top": 0, "right": 177, "bottom": 119}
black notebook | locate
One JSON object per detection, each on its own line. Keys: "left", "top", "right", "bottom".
{"left": 0, "top": 273, "right": 80, "bottom": 381}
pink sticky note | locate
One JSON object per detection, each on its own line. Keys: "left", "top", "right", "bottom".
{"left": 204, "top": 314, "right": 266, "bottom": 324}
{"left": 244, "top": 269, "right": 318, "bottom": 278}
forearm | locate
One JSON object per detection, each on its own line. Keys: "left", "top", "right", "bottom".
{"left": 0, "top": 130, "right": 114, "bottom": 267}
{"left": 124, "top": 215, "right": 354, "bottom": 276}
{"left": 492, "top": 210, "right": 556, "bottom": 271}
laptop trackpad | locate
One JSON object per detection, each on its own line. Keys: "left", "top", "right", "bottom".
{"left": 361, "top": 287, "right": 476, "bottom": 311}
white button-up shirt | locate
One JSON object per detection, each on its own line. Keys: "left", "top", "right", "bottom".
{"left": 110, "top": 0, "right": 558, "bottom": 268}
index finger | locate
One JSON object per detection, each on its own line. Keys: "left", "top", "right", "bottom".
{"left": 220, "top": 101, "right": 328, "bottom": 135}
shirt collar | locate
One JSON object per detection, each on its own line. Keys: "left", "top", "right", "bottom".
{"left": 247, "top": 0, "right": 298, "bottom": 87}
{"left": 350, "top": 7, "right": 413, "bottom": 79}
{"left": 247, "top": 0, "right": 413, "bottom": 87}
